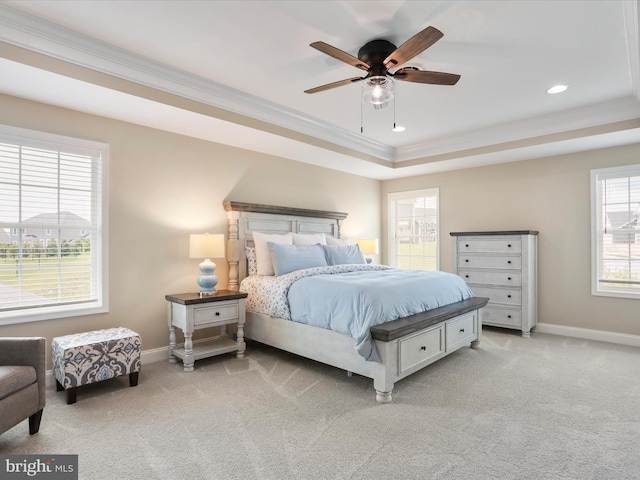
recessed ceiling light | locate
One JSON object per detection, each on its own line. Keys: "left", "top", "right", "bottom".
{"left": 392, "top": 125, "right": 405, "bottom": 132}
{"left": 547, "top": 85, "right": 568, "bottom": 94}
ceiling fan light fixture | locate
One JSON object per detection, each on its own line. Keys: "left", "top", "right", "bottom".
{"left": 362, "top": 76, "right": 394, "bottom": 109}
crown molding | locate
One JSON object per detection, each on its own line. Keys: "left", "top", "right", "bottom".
{"left": 396, "top": 95, "right": 640, "bottom": 162}
{"left": 0, "top": 4, "right": 395, "bottom": 161}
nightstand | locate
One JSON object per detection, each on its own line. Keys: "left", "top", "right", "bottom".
{"left": 165, "top": 290, "right": 248, "bottom": 372}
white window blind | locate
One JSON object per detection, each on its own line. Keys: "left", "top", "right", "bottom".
{"left": 388, "top": 188, "right": 439, "bottom": 270}
{"left": 0, "top": 125, "right": 108, "bottom": 324}
{"left": 591, "top": 165, "right": 640, "bottom": 298}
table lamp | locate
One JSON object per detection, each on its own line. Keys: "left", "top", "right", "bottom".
{"left": 357, "top": 238, "right": 379, "bottom": 264}
{"left": 189, "top": 233, "right": 225, "bottom": 295}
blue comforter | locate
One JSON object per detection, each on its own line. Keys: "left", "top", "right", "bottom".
{"left": 287, "top": 267, "right": 474, "bottom": 362}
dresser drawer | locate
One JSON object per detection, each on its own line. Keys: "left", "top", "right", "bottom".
{"left": 193, "top": 302, "right": 239, "bottom": 326}
{"left": 458, "top": 238, "right": 521, "bottom": 253}
{"left": 459, "top": 270, "right": 522, "bottom": 286}
{"left": 445, "top": 312, "right": 476, "bottom": 351}
{"left": 399, "top": 325, "right": 444, "bottom": 374}
{"left": 458, "top": 254, "right": 521, "bottom": 270}
{"left": 482, "top": 306, "right": 522, "bottom": 328}
{"left": 470, "top": 286, "right": 521, "bottom": 306}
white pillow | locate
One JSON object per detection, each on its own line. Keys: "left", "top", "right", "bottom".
{"left": 252, "top": 232, "right": 293, "bottom": 276}
{"left": 292, "top": 232, "right": 327, "bottom": 245}
{"left": 326, "top": 236, "right": 355, "bottom": 246}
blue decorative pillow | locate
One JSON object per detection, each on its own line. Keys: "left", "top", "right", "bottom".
{"left": 267, "top": 243, "right": 328, "bottom": 276}
{"left": 323, "top": 244, "right": 366, "bottom": 265}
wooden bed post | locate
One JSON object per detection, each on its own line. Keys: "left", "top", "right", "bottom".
{"left": 226, "top": 209, "right": 240, "bottom": 291}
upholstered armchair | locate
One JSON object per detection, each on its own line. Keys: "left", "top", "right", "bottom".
{"left": 0, "top": 337, "right": 46, "bottom": 435}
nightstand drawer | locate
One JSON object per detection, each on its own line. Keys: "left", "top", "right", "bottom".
{"left": 194, "top": 302, "right": 239, "bottom": 326}
{"left": 458, "top": 255, "right": 521, "bottom": 269}
{"left": 469, "top": 286, "right": 521, "bottom": 306}
{"left": 459, "top": 270, "right": 522, "bottom": 286}
{"left": 458, "top": 238, "right": 521, "bottom": 253}
{"left": 399, "top": 325, "right": 444, "bottom": 374}
{"left": 445, "top": 312, "right": 476, "bottom": 350}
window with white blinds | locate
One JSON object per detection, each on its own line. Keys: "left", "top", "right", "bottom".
{"left": 388, "top": 188, "right": 439, "bottom": 270}
{"left": 0, "top": 125, "right": 108, "bottom": 324}
{"left": 591, "top": 165, "right": 640, "bottom": 298}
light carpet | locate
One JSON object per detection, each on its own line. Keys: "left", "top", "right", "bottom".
{"left": 1, "top": 328, "right": 639, "bottom": 480}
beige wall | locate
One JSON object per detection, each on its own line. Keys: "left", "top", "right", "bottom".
{"left": 382, "top": 145, "right": 640, "bottom": 337}
{"left": 0, "top": 94, "right": 381, "bottom": 361}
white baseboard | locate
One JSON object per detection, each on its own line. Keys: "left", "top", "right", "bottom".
{"left": 536, "top": 322, "right": 640, "bottom": 348}
{"left": 46, "top": 327, "right": 639, "bottom": 388}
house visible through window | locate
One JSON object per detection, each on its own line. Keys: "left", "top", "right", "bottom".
{"left": 388, "top": 188, "right": 439, "bottom": 270}
{"left": 591, "top": 164, "right": 640, "bottom": 298}
{"left": 0, "top": 124, "right": 108, "bottom": 324}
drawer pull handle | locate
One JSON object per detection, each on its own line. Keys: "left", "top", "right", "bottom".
{"left": 507, "top": 315, "right": 512, "bottom": 319}
{"left": 459, "top": 328, "right": 465, "bottom": 333}
{"left": 507, "top": 277, "right": 512, "bottom": 280}
{"left": 465, "top": 244, "right": 469, "bottom": 247}
{"left": 465, "top": 275, "right": 469, "bottom": 278}
{"left": 507, "top": 295, "right": 511, "bottom": 298}
{"left": 508, "top": 244, "right": 512, "bottom": 247}
{"left": 420, "top": 346, "right": 427, "bottom": 351}
{"left": 215, "top": 312, "right": 220, "bottom": 316}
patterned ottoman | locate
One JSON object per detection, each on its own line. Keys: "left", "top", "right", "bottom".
{"left": 52, "top": 327, "right": 141, "bottom": 404}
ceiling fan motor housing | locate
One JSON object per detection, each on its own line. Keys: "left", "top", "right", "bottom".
{"left": 358, "top": 39, "right": 397, "bottom": 75}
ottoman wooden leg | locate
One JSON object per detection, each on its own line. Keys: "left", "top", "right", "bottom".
{"left": 129, "top": 372, "right": 139, "bottom": 387}
{"left": 66, "top": 387, "right": 77, "bottom": 405}
{"left": 56, "top": 379, "right": 64, "bottom": 392}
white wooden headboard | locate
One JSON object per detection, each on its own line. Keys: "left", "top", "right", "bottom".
{"left": 223, "top": 201, "right": 348, "bottom": 290}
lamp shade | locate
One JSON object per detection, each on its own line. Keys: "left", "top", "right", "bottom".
{"left": 357, "top": 238, "right": 379, "bottom": 255}
{"left": 189, "top": 233, "right": 225, "bottom": 259}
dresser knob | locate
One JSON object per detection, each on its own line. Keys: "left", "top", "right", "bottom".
{"left": 508, "top": 244, "right": 512, "bottom": 247}
{"left": 459, "top": 328, "right": 465, "bottom": 333}
{"left": 215, "top": 312, "right": 220, "bottom": 316}
{"left": 465, "top": 259, "right": 469, "bottom": 263}
{"left": 507, "top": 295, "right": 511, "bottom": 298}
{"left": 507, "top": 315, "right": 512, "bottom": 319}
{"left": 420, "top": 346, "right": 426, "bottom": 351}
{"left": 507, "top": 260, "right": 511, "bottom": 264}
{"left": 507, "top": 277, "right": 512, "bottom": 280}
{"left": 465, "top": 275, "right": 469, "bottom": 278}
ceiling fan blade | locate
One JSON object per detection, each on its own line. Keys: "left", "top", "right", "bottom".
{"left": 384, "top": 26, "right": 444, "bottom": 68}
{"left": 304, "top": 76, "right": 366, "bottom": 94}
{"left": 393, "top": 69, "right": 460, "bottom": 85}
{"left": 310, "top": 41, "right": 370, "bottom": 71}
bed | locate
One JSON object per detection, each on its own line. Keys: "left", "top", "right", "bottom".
{"left": 223, "top": 201, "right": 488, "bottom": 403}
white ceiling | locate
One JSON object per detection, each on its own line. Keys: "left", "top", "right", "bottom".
{"left": 1, "top": 0, "right": 639, "bottom": 180}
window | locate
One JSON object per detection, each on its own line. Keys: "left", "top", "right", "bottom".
{"left": 591, "top": 164, "right": 640, "bottom": 298}
{"left": 0, "top": 125, "right": 108, "bottom": 324}
{"left": 388, "top": 188, "right": 439, "bottom": 270}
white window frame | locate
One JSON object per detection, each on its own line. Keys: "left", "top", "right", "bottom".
{"left": 387, "top": 188, "right": 440, "bottom": 270}
{"left": 0, "top": 124, "right": 109, "bottom": 325}
{"left": 591, "top": 164, "right": 640, "bottom": 299}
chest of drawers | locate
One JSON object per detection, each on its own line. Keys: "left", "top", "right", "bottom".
{"left": 451, "top": 231, "right": 538, "bottom": 337}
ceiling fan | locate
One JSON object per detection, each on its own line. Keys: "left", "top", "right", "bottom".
{"left": 304, "top": 26, "right": 460, "bottom": 100}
